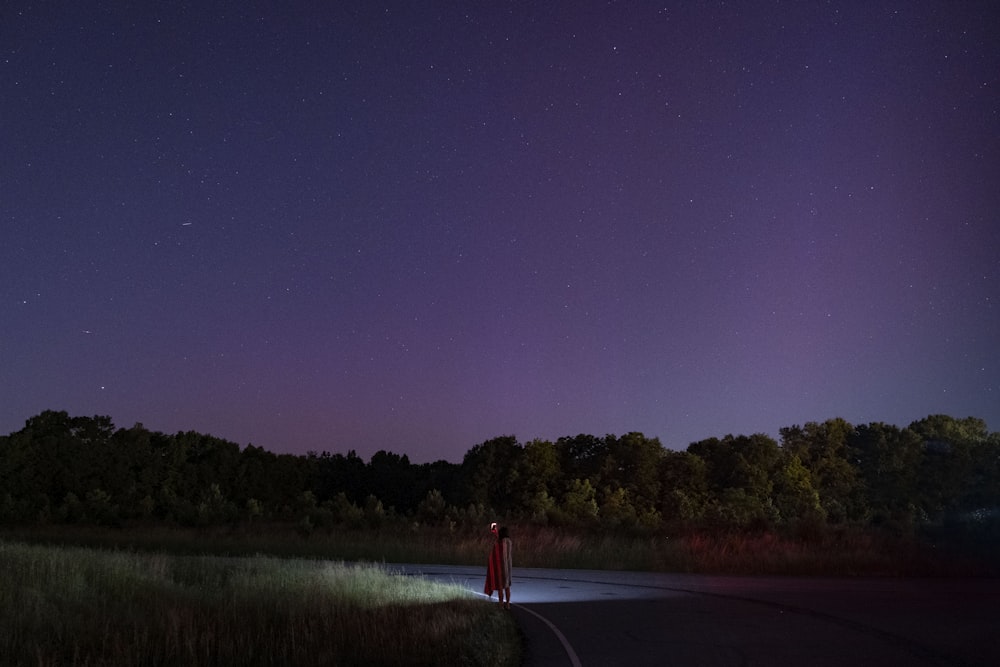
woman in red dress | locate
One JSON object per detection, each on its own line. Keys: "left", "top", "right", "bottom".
{"left": 484, "top": 523, "right": 512, "bottom": 608}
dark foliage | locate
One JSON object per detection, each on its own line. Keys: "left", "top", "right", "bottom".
{"left": 1, "top": 411, "right": 997, "bottom": 540}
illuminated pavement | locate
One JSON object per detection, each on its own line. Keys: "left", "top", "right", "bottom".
{"left": 397, "top": 565, "right": 1000, "bottom": 666}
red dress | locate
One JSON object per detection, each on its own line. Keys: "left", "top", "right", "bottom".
{"left": 484, "top": 537, "right": 511, "bottom": 595}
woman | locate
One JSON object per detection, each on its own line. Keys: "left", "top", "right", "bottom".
{"left": 484, "top": 523, "right": 513, "bottom": 609}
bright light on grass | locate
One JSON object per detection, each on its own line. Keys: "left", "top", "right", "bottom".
{"left": 0, "top": 540, "right": 520, "bottom": 666}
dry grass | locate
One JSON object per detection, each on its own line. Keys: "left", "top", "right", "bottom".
{"left": 3, "top": 519, "right": 985, "bottom": 579}
{"left": 0, "top": 540, "right": 520, "bottom": 666}
{"left": 672, "top": 529, "right": 983, "bottom": 576}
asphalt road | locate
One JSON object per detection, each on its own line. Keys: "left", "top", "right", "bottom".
{"left": 395, "top": 564, "right": 1000, "bottom": 667}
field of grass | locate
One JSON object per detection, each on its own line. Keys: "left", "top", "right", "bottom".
{"left": 0, "top": 539, "right": 520, "bottom": 666}
{"left": 5, "top": 519, "right": 990, "bottom": 577}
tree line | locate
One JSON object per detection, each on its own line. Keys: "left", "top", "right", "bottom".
{"left": 1, "top": 410, "right": 997, "bottom": 534}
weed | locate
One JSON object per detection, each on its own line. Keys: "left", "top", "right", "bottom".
{"left": 0, "top": 540, "right": 520, "bottom": 666}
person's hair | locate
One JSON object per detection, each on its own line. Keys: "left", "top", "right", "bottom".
{"left": 498, "top": 526, "right": 510, "bottom": 540}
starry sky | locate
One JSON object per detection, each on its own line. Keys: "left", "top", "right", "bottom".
{"left": 3, "top": 2, "right": 998, "bottom": 463}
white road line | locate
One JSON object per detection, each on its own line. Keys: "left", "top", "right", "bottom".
{"left": 512, "top": 602, "right": 583, "bottom": 667}
{"left": 476, "top": 591, "right": 581, "bottom": 666}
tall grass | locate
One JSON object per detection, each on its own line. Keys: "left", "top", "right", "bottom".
{"left": 672, "top": 530, "right": 929, "bottom": 576}
{"left": 3, "top": 519, "right": 989, "bottom": 578}
{"left": 0, "top": 540, "right": 520, "bottom": 666}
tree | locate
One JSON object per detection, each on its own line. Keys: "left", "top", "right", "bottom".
{"left": 234, "top": 444, "right": 281, "bottom": 510}
{"left": 366, "top": 450, "right": 418, "bottom": 514}
{"left": 688, "top": 434, "right": 781, "bottom": 529}
{"left": 559, "top": 478, "right": 599, "bottom": 524}
{"left": 514, "top": 439, "right": 562, "bottom": 521}
{"left": 599, "top": 486, "right": 637, "bottom": 527}
{"left": 311, "top": 450, "right": 367, "bottom": 505}
{"left": 108, "top": 424, "right": 162, "bottom": 517}
{"left": 460, "top": 436, "right": 522, "bottom": 515}
{"left": 1, "top": 412, "right": 116, "bottom": 516}
{"left": 555, "top": 434, "right": 608, "bottom": 486}
{"left": 910, "top": 415, "right": 992, "bottom": 514}
{"left": 849, "top": 422, "right": 922, "bottom": 524}
{"left": 658, "top": 450, "right": 710, "bottom": 524}
{"left": 416, "top": 489, "right": 449, "bottom": 525}
{"left": 689, "top": 434, "right": 778, "bottom": 499}
{"left": 780, "top": 419, "right": 862, "bottom": 523}
{"left": 599, "top": 432, "right": 663, "bottom": 516}
{"left": 772, "top": 453, "right": 825, "bottom": 526}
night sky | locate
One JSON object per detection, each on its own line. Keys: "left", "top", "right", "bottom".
{"left": 3, "top": 2, "right": 998, "bottom": 463}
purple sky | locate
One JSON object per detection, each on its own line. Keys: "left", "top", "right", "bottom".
{"left": 3, "top": 2, "right": 998, "bottom": 463}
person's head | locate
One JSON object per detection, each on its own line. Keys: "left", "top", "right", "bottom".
{"left": 498, "top": 526, "right": 509, "bottom": 540}
{"left": 490, "top": 522, "right": 498, "bottom": 536}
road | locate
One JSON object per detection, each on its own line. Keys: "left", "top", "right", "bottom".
{"left": 395, "top": 564, "right": 1000, "bottom": 666}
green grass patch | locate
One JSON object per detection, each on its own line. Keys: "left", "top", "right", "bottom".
{"left": 0, "top": 539, "right": 520, "bottom": 666}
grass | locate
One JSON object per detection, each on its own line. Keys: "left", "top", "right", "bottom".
{"left": 0, "top": 539, "right": 521, "bottom": 666}
{"left": 5, "top": 519, "right": 991, "bottom": 576}
{"left": 669, "top": 530, "right": 931, "bottom": 576}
